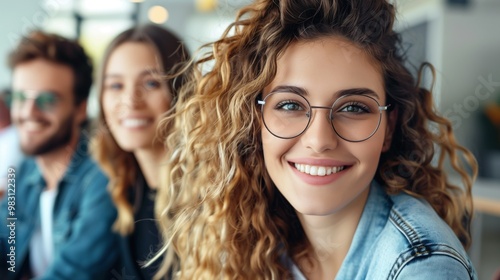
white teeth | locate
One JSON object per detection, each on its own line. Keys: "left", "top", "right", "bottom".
{"left": 294, "top": 163, "right": 345, "bottom": 176}
{"left": 310, "top": 166, "right": 317, "bottom": 175}
{"left": 121, "top": 118, "right": 150, "bottom": 128}
{"left": 318, "top": 167, "right": 326, "bottom": 176}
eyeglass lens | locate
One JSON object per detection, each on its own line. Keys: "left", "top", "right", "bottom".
{"left": 260, "top": 92, "right": 385, "bottom": 142}
{"left": 11, "top": 91, "right": 58, "bottom": 112}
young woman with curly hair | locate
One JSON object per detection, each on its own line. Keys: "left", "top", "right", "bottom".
{"left": 156, "top": 0, "right": 478, "bottom": 279}
{"left": 92, "top": 24, "right": 190, "bottom": 279}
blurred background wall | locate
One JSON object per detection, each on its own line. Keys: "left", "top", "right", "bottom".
{"left": 0, "top": 0, "right": 41, "bottom": 86}
{"left": 1, "top": 0, "right": 499, "bottom": 279}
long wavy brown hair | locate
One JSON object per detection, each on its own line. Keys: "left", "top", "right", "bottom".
{"left": 156, "top": 0, "right": 478, "bottom": 278}
{"left": 92, "top": 24, "right": 190, "bottom": 236}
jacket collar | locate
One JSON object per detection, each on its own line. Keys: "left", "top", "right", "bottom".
{"left": 336, "top": 180, "right": 392, "bottom": 277}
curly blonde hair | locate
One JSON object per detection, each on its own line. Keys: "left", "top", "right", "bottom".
{"left": 156, "top": 0, "right": 478, "bottom": 278}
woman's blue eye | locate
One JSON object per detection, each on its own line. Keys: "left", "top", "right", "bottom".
{"left": 340, "top": 103, "right": 370, "bottom": 113}
{"left": 106, "top": 83, "right": 123, "bottom": 91}
{"left": 276, "top": 101, "right": 304, "bottom": 111}
{"left": 144, "top": 79, "right": 161, "bottom": 90}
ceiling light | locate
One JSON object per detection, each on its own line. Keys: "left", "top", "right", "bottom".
{"left": 148, "top": 5, "right": 169, "bottom": 24}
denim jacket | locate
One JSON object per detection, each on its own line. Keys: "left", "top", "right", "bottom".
{"left": 288, "top": 181, "right": 477, "bottom": 280}
{"left": 0, "top": 136, "right": 118, "bottom": 279}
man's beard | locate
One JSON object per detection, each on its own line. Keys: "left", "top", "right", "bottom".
{"left": 21, "top": 114, "right": 74, "bottom": 156}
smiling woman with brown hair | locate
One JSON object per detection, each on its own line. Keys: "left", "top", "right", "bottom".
{"left": 155, "top": 0, "right": 479, "bottom": 279}
{"left": 92, "top": 24, "right": 190, "bottom": 279}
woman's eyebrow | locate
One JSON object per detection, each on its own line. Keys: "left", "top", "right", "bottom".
{"left": 269, "top": 85, "right": 308, "bottom": 95}
{"left": 104, "top": 68, "right": 163, "bottom": 79}
{"left": 138, "top": 68, "right": 163, "bottom": 78}
{"left": 269, "top": 85, "right": 380, "bottom": 100}
{"left": 337, "top": 88, "right": 380, "bottom": 100}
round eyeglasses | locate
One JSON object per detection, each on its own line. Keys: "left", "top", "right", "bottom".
{"left": 258, "top": 92, "right": 391, "bottom": 142}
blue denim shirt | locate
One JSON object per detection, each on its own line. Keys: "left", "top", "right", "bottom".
{"left": 0, "top": 136, "right": 118, "bottom": 279}
{"left": 288, "top": 181, "right": 477, "bottom": 280}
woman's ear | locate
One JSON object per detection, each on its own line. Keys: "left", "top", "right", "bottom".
{"left": 382, "top": 108, "right": 397, "bottom": 152}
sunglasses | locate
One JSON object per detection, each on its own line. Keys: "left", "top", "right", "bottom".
{"left": 10, "top": 90, "right": 59, "bottom": 112}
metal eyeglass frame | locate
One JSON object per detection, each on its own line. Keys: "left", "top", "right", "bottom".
{"left": 257, "top": 93, "right": 391, "bottom": 142}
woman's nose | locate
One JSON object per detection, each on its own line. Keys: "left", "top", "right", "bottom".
{"left": 300, "top": 109, "right": 339, "bottom": 153}
{"left": 121, "top": 85, "right": 145, "bottom": 108}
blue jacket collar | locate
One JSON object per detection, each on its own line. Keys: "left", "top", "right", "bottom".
{"left": 336, "top": 180, "right": 392, "bottom": 277}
